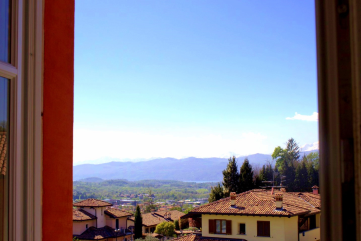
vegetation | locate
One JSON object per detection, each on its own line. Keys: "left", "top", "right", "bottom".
{"left": 239, "top": 158, "right": 254, "bottom": 192}
{"left": 73, "top": 179, "right": 215, "bottom": 201}
{"left": 208, "top": 183, "right": 224, "bottom": 202}
{"left": 135, "top": 236, "right": 159, "bottom": 241}
{"left": 154, "top": 221, "right": 175, "bottom": 237}
{"left": 134, "top": 205, "right": 143, "bottom": 239}
{"left": 222, "top": 156, "right": 240, "bottom": 196}
{"left": 271, "top": 138, "right": 319, "bottom": 191}
{"left": 174, "top": 219, "right": 180, "bottom": 230}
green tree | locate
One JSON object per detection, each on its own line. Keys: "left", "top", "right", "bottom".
{"left": 222, "top": 156, "right": 240, "bottom": 197}
{"left": 306, "top": 153, "right": 319, "bottom": 188}
{"left": 134, "top": 205, "right": 143, "bottom": 239}
{"left": 208, "top": 183, "right": 224, "bottom": 202}
{"left": 239, "top": 158, "right": 254, "bottom": 192}
{"left": 294, "top": 160, "right": 309, "bottom": 191}
{"left": 174, "top": 219, "right": 180, "bottom": 230}
{"left": 154, "top": 221, "right": 175, "bottom": 237}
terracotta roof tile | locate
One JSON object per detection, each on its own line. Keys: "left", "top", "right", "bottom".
{"left": 155, "top": 210, "right": 185, "bottom": 221}
{"left": 128, "top": 212, "right": 168, "bottom": 227}
{"left": 74, "top": 226, "right": 131, "bottom": 240}
{"left": 104, "top": 208, "right": 132, "bottom": 218}
{"left": 73, "top": 198, "right": 112, "bottom": 207}
{"left": 184, "top": 189, "right": 321, "bottom": 218}
{"left": 73, "top": 209, "right": 97, "bottom": 221}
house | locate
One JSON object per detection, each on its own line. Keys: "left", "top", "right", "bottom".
{"left": 181, "top": 188, "right": 321, "bottom": 241}
{"left": 73, "top": 198, "right": 133, "bottom": 240}
{"left": 127, "top": 210, "right": 185, "bottom": 234}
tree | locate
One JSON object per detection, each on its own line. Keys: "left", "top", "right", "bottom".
{"left": 154, "top": 221, "right": 175, "bottom": 237}
{"left": 222, "top": 156, "right": 240, "bottom": 196}
{"left": 306, "top": 153, "right": 319, "bottom": 188}
{"left": 134, "top": 205, "right": 143, "bottom": 239}
{"left": 272, "top": 138, "right": 300, "bottom": 191}
{"left": 239, "top": 158, "right": 254, "bottom": 192}
{"left": 294, "top": 160, "right": 309, "bottom": 191}
{"left": 208, "top": 183, "right": 224, "bottom": 203}
{"left": 174, "top": 219, "right": 180, "bottom": 230}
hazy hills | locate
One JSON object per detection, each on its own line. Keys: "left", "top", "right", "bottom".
{"left": 73, "top": 151, "right": 317, "bottom": 182}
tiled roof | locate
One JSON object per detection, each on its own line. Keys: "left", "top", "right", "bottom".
{"left": 73, "top": 198, "right": 112, "bottom": 207}
{"left": 155, "top": 210, "right": 185, "bottom": 221}
{"left": 0, "top": 132, "right": 7, "bottom": 176}
{"left": 128, "top": 212, "right": 168, "bottom": 227}
{"left": 184, "top": 189, "right": 321, "bottom": 218}
{"left": 104, "top": 208, "right": 132, "bottom": 218}
{"left": 74, "top": 226, "right": 131, "bottom": 240}
{"left": 73, "top": 209, "right": 97, "bottom": 221}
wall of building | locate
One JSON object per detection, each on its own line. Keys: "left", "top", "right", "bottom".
{"left": 43, "top": 0, "right": 74, "bottom": 240}
{"left": 73, "top": 220, "right": 96, "bottom": 235}
{"left": 106, "top": 216, "right": 128, "bottom": 229}
{"left": 299, "top": 227, "right": 320, "bottom": 241}
{"left": 202, "top": 214, "right": 299, "bottom": 241}
{"left": 284, "top": 216, "right": 298, "bottom": 241}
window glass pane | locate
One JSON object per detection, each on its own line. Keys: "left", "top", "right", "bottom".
{"left": 0, "top": 0, "right": 11, "bottom": 63}
{"left": 216, "top": 220, "right": 220, "bottom": 233}
{"left": 222, "top": 220, "right": 226, "bottom": 233}
{"left": 240, "top": 223, "right": 245, "bottom": 234}
{"left": 0, "top": 77, "right": 9, "bottom": 241}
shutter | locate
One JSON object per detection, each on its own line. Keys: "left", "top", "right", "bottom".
{"left": 226, "top": 220, "right": 232, "bottom": 235}
{"left": 264, "top": 221, "right": 270, "bottom": 237}
{"left": 257, "top": 221, "right": 263, "bottom": 236}
{"left": 209, "top": 219, "right": 215, "bottom": 234}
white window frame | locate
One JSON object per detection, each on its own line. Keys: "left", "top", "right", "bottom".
{"left": 0, "top": 0, "right": 43, "bottom": 240}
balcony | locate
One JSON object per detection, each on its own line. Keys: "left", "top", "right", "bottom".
{"left": 299, "top": 227, "right": 320, "bottom": 241}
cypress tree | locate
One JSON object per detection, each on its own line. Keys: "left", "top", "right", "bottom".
{"left": 239, "top": 158, "right": 254, "bottom": 192}
{"left": 222, "top": 156, "right": 240, "bottom": 196}
{"left": 134, "top": 205, "right": 143, "bottom": 239}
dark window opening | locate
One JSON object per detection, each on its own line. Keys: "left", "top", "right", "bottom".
{"left": 116, "top": 219, "right": 119, "bottom": 229}
{"left": 239, "top": 223, "right": 246, "bottom": 235}
{"left": 257, "top": 221, "right": 270, "bottom": 237}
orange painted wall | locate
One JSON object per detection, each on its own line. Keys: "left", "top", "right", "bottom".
{"left": 43, "top": 0, "right": 74, "bottom": 240}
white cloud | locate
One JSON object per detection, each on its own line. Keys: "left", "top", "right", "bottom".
{"left": 286, "top": 112, "right": 318, "bottom": 122}
{"left": 73, "top": 129, "right": 269, "bottom": 165}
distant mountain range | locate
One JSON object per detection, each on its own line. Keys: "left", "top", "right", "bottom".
{"left": 73, "top": 151, "right": 318, "bottom": 182}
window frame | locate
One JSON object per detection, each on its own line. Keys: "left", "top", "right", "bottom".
{"left": 215, "top": 219, "right": 227, "bottom": 234}
{"left": 257, "top": 221, "right": 270, "bottom": 237}
{"left": 0, "top": 0, "right": 43, "bottom": 240}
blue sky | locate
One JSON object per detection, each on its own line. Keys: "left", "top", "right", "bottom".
{"left": 74, "top": 0, "right": 318, "bottom": 165}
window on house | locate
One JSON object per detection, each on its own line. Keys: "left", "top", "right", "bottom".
{"left": 86, "top": 224, "right": 88, "bottom": 229}
{"left": 239, "top": 223, "right": 246, "bottom": 235}
{"left": 209, "top": 219, "right": 232, "bottom": 235}
{"left": 257, "top": 221, "right": 270, "bottom": 237}
{"left": 116, "top": 219, "right": 119, "bottom": 229}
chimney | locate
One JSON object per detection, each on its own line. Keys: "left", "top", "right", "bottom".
{"left": 271, "top": 187, "right": 274, "bottom": 195}
{"left": 275, "top": 194, "right": 283, "bottom": 209}
{"left": 312, "top": 185, "right": 319, "bottom": 194}
{"left": 230, "top": 192, "right": 236, "bottom": 206}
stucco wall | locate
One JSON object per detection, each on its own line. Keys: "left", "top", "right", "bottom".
{"left": 43, "top": 0, "right": 74, "bottom": 240}
{"left": 284, "top": 216, "right": 298, "bottom": 241}
{"left": 202, "top": 214, "right": 299, "bottom": 241}
{"left": 73, "top": 220, "right": 96, "bottom": 235}
{"left": 106, "top": 216, "right": 128, "bottom": 229}
{"left": 299, "top": 227, "right": 320, "bottom": 241}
